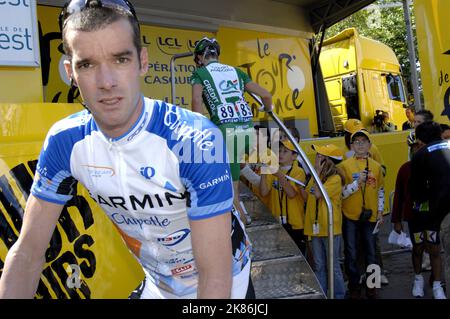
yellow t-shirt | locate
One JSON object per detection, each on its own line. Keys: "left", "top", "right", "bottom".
{"left": 369, "top": 144, "right": 384, "bottom": 167}
{"left": 264, "top": 165, "right": 306, "bottom": 229}
{"left": 304, "top": 174, "right": 343, "bottom": 237}
{"left": 339, "top": 157, "right": 384, "bottom": 222}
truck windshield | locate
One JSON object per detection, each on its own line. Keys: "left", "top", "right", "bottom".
{"left": 386, "top": 74, "right": 406, "bottom": 102}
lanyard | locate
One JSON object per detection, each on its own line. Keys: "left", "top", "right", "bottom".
{"left": 314, "top": 197, "right": 319, "bottom": 224}
{"left": 277, "top": 166, "right": 294, "bottom": 221}
{"left": 354, "top": 157, "right": 370, "bottom": 208}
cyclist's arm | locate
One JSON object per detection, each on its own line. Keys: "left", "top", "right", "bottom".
{"left": 190, "top": 212, "right": 232, "bottom": 298}
{"left": 259, "top": 174, "right": 271, "bottom": 197}
{"left": 244, "top": 82, "right": 272, "bottom": 112}
{"left": 191, "top": 84, "right": 204, "bottom": 114}
{"left": 0, "top": 195, "right": 64, "bottom": 298}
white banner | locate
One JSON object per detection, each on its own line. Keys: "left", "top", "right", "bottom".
{"left": 0, "top": 0, "right": 40, "bottom": 66}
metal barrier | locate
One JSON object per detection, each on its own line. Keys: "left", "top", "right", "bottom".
{"left": 248, "top": 93, "right": 335, "bottom": 299}
{"left": 170, "top": 52, "right": 194, "bottom": 104}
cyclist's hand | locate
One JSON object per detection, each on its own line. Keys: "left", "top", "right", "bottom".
{"left": 259, "top": 104, "right": 273, "bottom": 112}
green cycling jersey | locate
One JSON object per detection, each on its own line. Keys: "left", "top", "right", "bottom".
{"left": 190, "top": 61, "right": 254, "bottom": 127}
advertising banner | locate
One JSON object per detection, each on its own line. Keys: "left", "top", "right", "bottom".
{"left": 415, "top": 0, "right": 450, "bottom": 124}
{"left": 0, "top": 0, "right": 40, "bottom": 66}
{"left": 0, "top": 103, "right": 144, "bottom": 298}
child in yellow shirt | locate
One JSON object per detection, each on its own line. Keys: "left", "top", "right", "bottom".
{"left": 300, "top": 144, "right": 346, "bottom": 299}
{"left": 339, "top": 129, "right": 384, "bottom": 299}
{"left": 259, "top": 140, "right": 306, "bottom": 253}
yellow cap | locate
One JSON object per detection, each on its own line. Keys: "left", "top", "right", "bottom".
{"left": 280, "top": 140, "right": 298, "bottom": 153}
{"left": 344, "top": 119, "right": 364, "bottom": 133}
{"left": 311, "top": 144, "right": 344, "bottom": 161}
{"left": 350, "top": 129, "right": 371, "bottom": 142}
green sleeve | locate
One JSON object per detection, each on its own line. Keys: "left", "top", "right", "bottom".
{"left": 236, "top": 68, "right": 252, "bottom": 85}
{"left": 190, "top": 70, "right": 202, "bottom": 86}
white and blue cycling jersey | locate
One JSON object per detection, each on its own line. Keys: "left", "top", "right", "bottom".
{"left": 31, "top": 96, "right": 251, "bottom": 297}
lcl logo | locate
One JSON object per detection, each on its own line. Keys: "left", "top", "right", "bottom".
{"left": 158, "top": 37, "right": 182, "bottom": 48}
{"left": 156, "top": 37, "right": 183, "bottom": 55}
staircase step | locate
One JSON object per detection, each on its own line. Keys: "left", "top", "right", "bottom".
{"left": 251, "top": 256, "right": 324, "bottom": 299}
{"left": 247, "top": 224, "right": 301, "bottom": 261}
{"left": 240, "top": 182, "right": 325, "bottom": 299}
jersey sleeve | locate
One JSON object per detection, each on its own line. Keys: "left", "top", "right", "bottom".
{"left": 236, "top": 68, "right": 252, "bottom": 85}
{"left": 179, "top": 119, "right": 234, "bottom": 220}
{"left": 31, "top": 124, "right": 77, "bottom": 205}
{"left": 190, "top": 70, "right": 203, "bottom": 86}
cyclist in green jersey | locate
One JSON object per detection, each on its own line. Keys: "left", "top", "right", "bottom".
{"left": 191, "top": 37, "right": 273, "bottom": 225}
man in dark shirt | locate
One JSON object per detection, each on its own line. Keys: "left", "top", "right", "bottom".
{"left": 411, "top": 121, "right": 450, "bottom": 299}
{"left": 393, "top": 131, "right": 445, "bottom": 298}
{"left": 411, "top": 121, "right": 450, "bottom": 224}
{"left": 402, "top": 107, "right": 415, "bottom": 130}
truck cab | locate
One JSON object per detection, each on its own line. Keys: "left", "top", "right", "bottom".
{"left": 320, "top": 28, "right": 407, "bottom": 132}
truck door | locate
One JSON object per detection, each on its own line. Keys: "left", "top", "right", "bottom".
{"left": 342, "top": 73, "right": 360, "bottom": 119}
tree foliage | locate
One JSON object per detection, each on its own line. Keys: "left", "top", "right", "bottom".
{"left": 325, "top": 0, "right": 417, "bottom": 91}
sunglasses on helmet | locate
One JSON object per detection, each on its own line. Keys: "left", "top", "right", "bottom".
{"left": 59, "top": 0, "right": 138, "bottom": 32}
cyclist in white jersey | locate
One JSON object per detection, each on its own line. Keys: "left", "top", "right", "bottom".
{"left": 0, "top": 0, "right": 252, "bottom": 299}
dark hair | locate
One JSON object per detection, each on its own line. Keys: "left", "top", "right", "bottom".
{"left": 194, "top": 37, "right": 220, "bottom": 63}
{"left": 203, "top": 47, "right": 219, "bottom": 61}
{"left": 287, "top": 126, "right": 300, "bottom": 142}
{"left": 319, "top": 157, "right": 345, "bottom": 186}
{"left": 415, "top": 121, "right": 442, "bottom": 144}
{"left": 440, "top": 123, "right": 450, "bottom": 132}
{"left": 415, "top": 110, "right": 434, "bottom": 122}
{"left": 344, "top": 131, "right": 351, "bottom": 150}
{"left": 62, "top": 7, "right": 142, "bottom": 60}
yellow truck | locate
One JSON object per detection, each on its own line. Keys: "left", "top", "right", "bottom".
{"left": 414, "top": 0, "right": 450, "bottom": 126}
{"left": 320, "top": 28, "right": 407, "bottom": 132}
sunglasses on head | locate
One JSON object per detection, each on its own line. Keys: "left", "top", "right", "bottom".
{"left": 59, "top": 0, "right": 138, "bottom": 32}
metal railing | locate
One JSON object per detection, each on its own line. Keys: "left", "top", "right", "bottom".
{"left": 170, "top": 52, "right": 194, "bottom": 104}
{"left": 248, "top": 93, "right": 335, "bottom": 299}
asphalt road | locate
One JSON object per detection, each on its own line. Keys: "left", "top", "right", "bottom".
{"left": 367, "top": 220, "right": 445, "bottom": 299}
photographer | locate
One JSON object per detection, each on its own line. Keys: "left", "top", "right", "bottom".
{"left": 371, "top": 110, "right": 396, "bottom": 133}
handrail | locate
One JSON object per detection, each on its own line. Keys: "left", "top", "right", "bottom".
{"left": 169, "top": 52, "right": 194, "bottom": 104}
{"left": 248, "top": 93, "right": 335, "bottom": 299}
